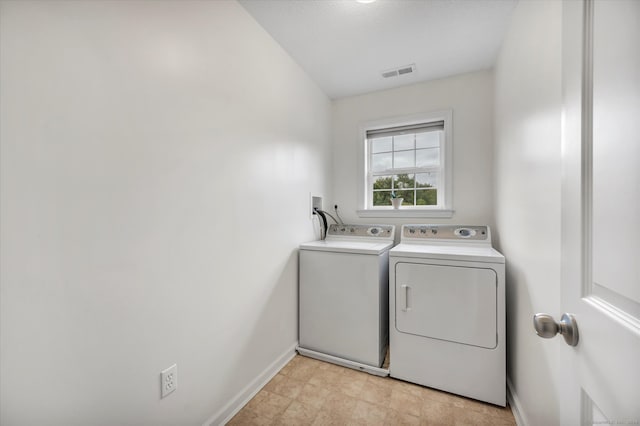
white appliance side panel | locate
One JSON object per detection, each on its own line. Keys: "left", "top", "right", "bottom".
{"left": 395, "top": 262, "right": 497, "bottom": 349}
{"left": 299, "top": 250, "right": 384, "bottom": 366}
{"left": 378, "top": 251, "right": 389, "bottom": 365}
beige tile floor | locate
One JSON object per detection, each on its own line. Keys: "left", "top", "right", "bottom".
{"left": 228, "top": 355, "right": 516, "bottom": 425}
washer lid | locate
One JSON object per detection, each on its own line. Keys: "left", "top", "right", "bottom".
{"left": 390, "top": 243, "right": 505, "bottom": 263}
{"left": 300, "top": 239, "right": 394, "bottom": 255}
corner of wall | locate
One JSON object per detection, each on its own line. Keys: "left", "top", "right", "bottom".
{"left": 203, "top": 344, "right": 298, "bottom": 426}
{"left": 507, "top": 377, "right": 528, "bottom": 426}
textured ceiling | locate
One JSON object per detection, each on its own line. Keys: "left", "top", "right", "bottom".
{"left": 239, "top": 0, "right": 517, "bottom": 99}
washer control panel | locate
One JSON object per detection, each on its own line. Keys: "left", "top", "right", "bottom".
{"left": 402, "top": 225, "right": 489, "bottom": 241}
{"left": 328, "top": 224, "right": 394, "bottom": 238}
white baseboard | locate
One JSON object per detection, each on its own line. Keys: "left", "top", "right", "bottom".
{"left": 202, "top": 342, "right": 298, "bottom": 426}
{"left": 507, "top": 376, "right": 527, "bottom": 426}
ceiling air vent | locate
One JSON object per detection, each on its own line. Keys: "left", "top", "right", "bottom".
{"left": 381, "top": 64, "right": 416, "bottom": 79}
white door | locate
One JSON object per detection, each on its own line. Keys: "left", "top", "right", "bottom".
{"left": 560, "top": 0, "right": 640, "bottom": 423}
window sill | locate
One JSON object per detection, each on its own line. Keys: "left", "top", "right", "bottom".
{"left": 356, "top": 209, "right": 454, "bottom": 218}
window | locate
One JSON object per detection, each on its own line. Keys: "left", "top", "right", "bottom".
{"left": 358, "top": 111, "right": 453, "bottom": 218}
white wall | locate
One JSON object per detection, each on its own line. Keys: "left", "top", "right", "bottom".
{"left": 0, "top": 1, "right": 331, "bottom": 425}
{"left": 331, "top": 70, "right": 494, "bottom": 229}
{"left": 493, "top": 1, "right": 563, "bottom": 425}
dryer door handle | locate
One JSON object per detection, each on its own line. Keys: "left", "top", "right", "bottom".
{"left": 401, "top": 285, "right": 411, "bottom": 312}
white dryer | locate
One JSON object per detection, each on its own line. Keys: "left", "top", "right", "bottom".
{"left": 298, "top": 224, "right": 395, "bottom": 375}
{"left": 389, "top": 224, "right": 505, "bottom": 406}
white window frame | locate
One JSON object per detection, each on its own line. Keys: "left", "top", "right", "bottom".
{"left": 357, "top": 110, "right": 453, "bottom": 218}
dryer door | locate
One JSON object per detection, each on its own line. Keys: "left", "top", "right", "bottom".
{"left": 395, "top": 262, "right": 497, "bottom": 349}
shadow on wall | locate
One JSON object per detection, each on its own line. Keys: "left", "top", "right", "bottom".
{"left": 500, "top": 249, "right": 561, "bottom": 425}
{"left": 211, "top": 249, "right": 299, "bottom": 421}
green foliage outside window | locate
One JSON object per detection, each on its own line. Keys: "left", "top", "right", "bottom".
{"left": 372, "top": 174, "right": 436, "bottom": 206}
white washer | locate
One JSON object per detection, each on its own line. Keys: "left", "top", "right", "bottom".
{"left": 298, "top": 223, "right": 395, "bottom": 375}
{"left": 389, "top": 224, "right": 505, "bottom": 406}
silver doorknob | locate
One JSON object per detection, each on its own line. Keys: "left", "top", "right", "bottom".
{"left": 533, "top": 313, "right": 579, "bottom": 347}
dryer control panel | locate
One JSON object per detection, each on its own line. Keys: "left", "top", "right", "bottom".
{"left": 402, "top": 225, "right": 489, "bottom": 241}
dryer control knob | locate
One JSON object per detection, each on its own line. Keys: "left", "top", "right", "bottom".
{"left": 455, "top": 228, "right": 476, "bottom": 238}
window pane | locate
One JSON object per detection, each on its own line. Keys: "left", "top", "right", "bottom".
{"left": 372, "top": 191, "right": 392, "bottom": 206}
{"left": 371, "top": 136, "right": 392, "bottom": 153}
{"left": 393, "top": 134, "right": 415, "bottom": 151}
{"left": 416, "top": 172, "right": 437, "bottom": 188}
{"left": 394, "top": 150, "right": 414, "bottom": 168}
{"left": 416, "top": 130, "right": 441, "bottom": 149}
{"left": 393, "top": 174, "right": 415, "bottom": 191}
{"left": 416, "top": 148, "right": 440, "bottom": 167}
{"left": 371, "top": 152, "right": 392, "bottom": 172}
{"left": 395, "top": 190, "right": 415, "bottom": 206}
{"left": 416, "top": 188, "right": 437, "bottom": 205}
{"left": 373, "top": 175, "right": 392, "bottom": 190}
{"left": 393, "top": 133, "right": 416, "bottom": 151}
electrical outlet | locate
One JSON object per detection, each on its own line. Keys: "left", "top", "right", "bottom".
{"left": 161, "top": 364, "right": 177, "bottom": 398}
{"left": 311, "top": 195, "right": 323, "bottom": 216}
